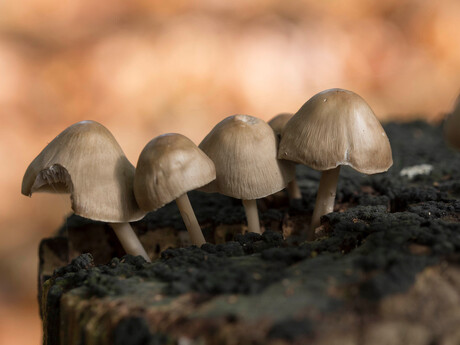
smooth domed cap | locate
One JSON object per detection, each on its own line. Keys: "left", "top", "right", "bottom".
{"left": 21, "top": 120, "right": 145, "bottom": 223}
{"left": 279, "top": 89, "right": 393, "bottom": 174}
{"left": 199, "top": 115, "right": 295, "bottom": 199}
{"left": 268, "top": 113, "right": 293, "bottom": 136}
{"left": 134, "top": 133, "right": 216, "bottom": 211}
{"left": 445, "top": 95, "right": 460, "bottom": 150}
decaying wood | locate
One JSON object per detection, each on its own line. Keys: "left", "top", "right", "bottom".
{"left": 38, "top": 122, "right": 460, "bottom": 345}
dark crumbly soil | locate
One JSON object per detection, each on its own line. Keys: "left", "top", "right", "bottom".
{"left": 40, "top": 122, "right": 460, "bottom": 345}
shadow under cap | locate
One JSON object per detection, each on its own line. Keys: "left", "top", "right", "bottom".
{"left": 278, "top": 88, "right": 393, "bottom": 174}
{"left": 199, "top": 114, "right": 295, "bottom": 199}
{"left": 21, "top": 120, "right": 145, "bottom": 223}
{"left": 134, "top": 133, "right": 216, "bottom": 211}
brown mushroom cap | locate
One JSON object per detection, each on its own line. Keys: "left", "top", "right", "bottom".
{"left": 199, "top": 114, "right": 295, "bottom": 199}
{"left": 279, "top": 89, "right": 393, "bottom": 174}
{"left": 268, "top": 113, "right": 293, "bottom": 137}
{"left": 21, "top": 120, "right": 144, "bottom": 223}
{"left": 134, "top": 133, "right": 216, "bottom": 211}
{"left": 445, "top": 95, "right": 460, "bottom": 150}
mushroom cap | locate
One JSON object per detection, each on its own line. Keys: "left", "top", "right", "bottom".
{"left": 199, "top": 114, "right": 295, "bottom": 199}
{"left": 278, "top": 89, "right": 393, "bottom": 174}
{"left": 445, "top": 95, "right": 460, "bottom": 150}
{"left": 21, "top": 120, "right": 145, "bottom": 223}
{"left": 268, "top": 113, "right": 293, "bottom": 137}
{"left": 134, "top": 133, "right": 216, "bottom": 211}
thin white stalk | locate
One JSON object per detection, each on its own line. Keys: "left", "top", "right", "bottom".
{"left": 110, "top": 223, "right": 151, "bottom": 262}
{"left": 175, "top": 193, "right": 206, "bottom": 246}
{"left": 242, "top": 199, "right": 261, "bottom": 234}
{"left": 287, "top": 178, "right": 302, "bottom": 200}
{"left": 309, "top": 166, "right": 341, "bottom": 240}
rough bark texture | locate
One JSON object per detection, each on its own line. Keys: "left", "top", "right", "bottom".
{"left": 39, "top": 122, "right": 460, "bottom": 345}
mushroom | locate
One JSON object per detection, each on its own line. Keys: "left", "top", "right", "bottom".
{"left": 278, "top": 89, "right": 393, "bottom": 239}
{"left": 21, "top": 120, "right": 151, "bottom": 262}
{"left": 268, "top": 113, "right": 302, "bottom": 200}
{"left": 268, "top": 113, "right": 293, "bottom": 139}
{"left": 445, "top": 95, "right": 460, "bottom": 151}
{"left": 134, "top": 133, "right": 215, "bottom": 246}
{"left": 199, "top": 115, "right": 295, "bottom": 234}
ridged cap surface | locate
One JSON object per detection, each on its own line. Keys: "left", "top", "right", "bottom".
{"left": 279, "top": 89, "right": 393, "bottom": 174}
{"left": 199, "top": 115, "right": 295, "bottom": 199}
{"left": 134, "top": 133, "right": 216, "bottom": 211}
{"left": 21, "top": 120, "right": 145, "bottom": 222}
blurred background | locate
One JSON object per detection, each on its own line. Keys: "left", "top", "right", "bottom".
{"left": 0, "top": 0, "right": 459, "bottom": 343}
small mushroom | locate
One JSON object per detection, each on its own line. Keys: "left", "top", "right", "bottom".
{"left": 199, "top": 115, "right": 295, "bottom": 234}
{"left": 268, "top": 113, "right": 293, "bottom": 139}
{"left": 279, "top": 89, "right": 393, "bottom": 239}
{"left": 134, "top": 133, "right": 215, "bottom": 246}
{"left": 268, "top": 113, "right": 302, "bottom": 200}
{"left": 444, "top": 95, "right": 460, "bottom": 151}
{"left": 21, "top": 120, "right": 151, "bottom": 262}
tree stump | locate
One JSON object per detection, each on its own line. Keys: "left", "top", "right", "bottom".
{"left": 39, "top": 122, "right": 460, "bottom": 345}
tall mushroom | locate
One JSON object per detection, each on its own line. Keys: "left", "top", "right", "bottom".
{"left": 445, "top": 95, "right": 460, "bottom": 151}
{"left": 199, "top": 115, "right": 294, "bottom": 234}
{"left": 21, "top": 120, "right": 151, "bottom": 262}
{"left": 278, "top": 89, "right": 393, "bottom": 239}
{"left": 133, "top": 133, "right": 215, "bottom": 246}
{"left": 268, "top": 113, "right": 302, "bottom": 200}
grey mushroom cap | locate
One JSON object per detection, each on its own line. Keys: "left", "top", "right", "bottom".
{"left": 134, "top": 133, "right": 216, "bottom": 211}
{"left": 199, "top": 114, "right": 295, "bottom": 199}
{"left": 268, "top": 113, "right": 293, "bottom": 137}
{"left": 279, "top": 88, "right": 393, "bottom": 174}
{"left": 21, "top": 120, "right": 145, "bottom": 223}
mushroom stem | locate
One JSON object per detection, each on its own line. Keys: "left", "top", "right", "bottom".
{"left": 175, "top": 193, "right": 206, "bottom": 246}
{"left": 309, "top": 166, "right": 341, "bottom": 239}
{"left": 287, "top": 179, "right": 302, "bottom": 200}
{"left": 110, "top": 223, "right": 151, "bottom": 262}
{"left": 242, "top": 199, "right": 261, "bottom": 234}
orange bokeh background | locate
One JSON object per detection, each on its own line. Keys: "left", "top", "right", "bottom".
{"left": 1, "top": 1, "right": 459, "bottom": 343}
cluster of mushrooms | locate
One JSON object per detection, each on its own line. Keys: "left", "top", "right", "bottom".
{"left": 27, "top": 87, "right": 460, "bottom": 262}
